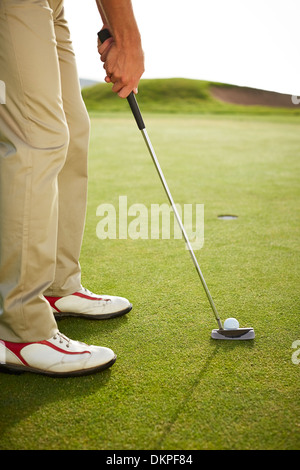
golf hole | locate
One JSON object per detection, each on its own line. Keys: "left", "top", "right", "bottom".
{"left": 218, "top": 215, "right": 238, "bottom": 220}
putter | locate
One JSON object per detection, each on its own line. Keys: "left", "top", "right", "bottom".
{"left": 98, "top": 29, "right": 255, "bottom": 341}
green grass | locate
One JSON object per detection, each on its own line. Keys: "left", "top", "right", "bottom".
{"left": 1, "top": 110, "right": 299, "bottom": 450}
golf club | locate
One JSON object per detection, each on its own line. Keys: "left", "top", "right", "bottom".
{"left": 98, "top": 29, "right": 255, "bottom": 341}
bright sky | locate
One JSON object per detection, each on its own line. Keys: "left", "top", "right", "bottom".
{"left": 64, "top": 0, "right": 300, "bottom": 96}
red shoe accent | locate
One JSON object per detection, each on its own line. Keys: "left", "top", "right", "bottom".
{"left": 3, "top": 339, "right": 91, "bottom": 366}
{"left": 72, "top": 292, "right": 109, "bottom": 302}
{"left": 45, "top": 296, "right": 62, "bottom": 312}
{"left": 2, "top": 342, "right": 32, "bottom": 366}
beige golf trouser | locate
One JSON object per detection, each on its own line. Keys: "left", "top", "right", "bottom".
{"left": 0, "top": 0, "right": 91, "bottom": 342}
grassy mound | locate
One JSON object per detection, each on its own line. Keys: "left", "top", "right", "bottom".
{"left": 82, "top": 78, "right": 300, "bottom": 115}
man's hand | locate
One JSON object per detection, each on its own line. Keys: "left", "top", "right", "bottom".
{"left": 98, "top": 32, "right": 144, "bottom": 99}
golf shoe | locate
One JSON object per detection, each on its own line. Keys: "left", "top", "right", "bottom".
{"left": 45, "top": 286, "right": 132, "bottom": 320}
{"left": 0, "top": 331, "right": 116, "bottom": 377}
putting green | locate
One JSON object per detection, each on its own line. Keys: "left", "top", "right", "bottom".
{"left": 0, "top": 113, "right": 299, "bottom": 450}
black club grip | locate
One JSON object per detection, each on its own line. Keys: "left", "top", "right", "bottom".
{"left": 97, "top": 28, "right": 145, "bottom": 130}
{"left": 98, "top": 28, "right": 112, "bottom": 44}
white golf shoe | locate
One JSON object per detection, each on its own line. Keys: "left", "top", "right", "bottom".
{"left": 0, "top": 332, "right": 116, "bottom": 377}
{"left": 45, "top": 286, "right": 132, "bottom": 320}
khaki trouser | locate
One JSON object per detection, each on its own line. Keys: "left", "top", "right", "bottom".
{"left": 0, "top": 0, "right": 90, "bottom": 342}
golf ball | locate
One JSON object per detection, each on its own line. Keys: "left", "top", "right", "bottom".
{"left": 224, "top": 317, "right": 239, "bottom": 330}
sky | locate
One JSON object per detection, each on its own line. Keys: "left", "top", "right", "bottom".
{"left": 64, "top": 0, "right": 300, "bottom": 96}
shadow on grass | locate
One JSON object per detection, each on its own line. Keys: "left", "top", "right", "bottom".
{"left": 155, "top": 337, "right": 255, "bottom": 449}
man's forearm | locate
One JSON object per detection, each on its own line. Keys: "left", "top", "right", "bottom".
{"left": 95, "top": 0, "right": 107, "bottom": 25}
{"left": 95, "top": 0, "right": 141, "bottom": 46}
{"left": 95, "top": 0, "right": 144, "bottom": 98}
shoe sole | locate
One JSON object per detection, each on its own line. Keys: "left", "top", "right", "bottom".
{"left": 54, "top": 303, "right": 132, "bottom": 320}
{"left": 0, "top": 354, "right": 117, "bottom": 378}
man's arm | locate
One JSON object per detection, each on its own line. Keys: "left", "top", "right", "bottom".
{"left": 95, "top": 0, "right": 109, "bottom": 28}
{"left": 95, "top": 0, "right": 144, "bottom": 98}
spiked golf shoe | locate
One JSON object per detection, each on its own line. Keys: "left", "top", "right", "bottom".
{"left": 0, "top": 332, "right": 116, "bottom": 377}
{"left": 45, "top": 286, "right": 132, "bottom": 320}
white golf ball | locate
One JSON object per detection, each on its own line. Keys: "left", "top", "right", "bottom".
{"left": 224, "top": 317, "right": 239, "bottom": 330}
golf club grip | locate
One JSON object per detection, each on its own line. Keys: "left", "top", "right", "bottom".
{"left": 126, "top": 93, "right": 145, "bottom": 130}
{"left": 97, "top": 29, "right": 145, "bottom": 130}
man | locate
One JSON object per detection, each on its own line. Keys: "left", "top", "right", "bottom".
{"left": 0, "top": 0, "right": 144, "bottom": 377}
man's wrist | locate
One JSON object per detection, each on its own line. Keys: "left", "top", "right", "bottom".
{"left": 113, "top": 29, "right": 141, "bottom": 49}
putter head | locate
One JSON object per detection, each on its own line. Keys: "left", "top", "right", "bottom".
{"left": 211, "top": 327, "right": 255, "bottom": 340}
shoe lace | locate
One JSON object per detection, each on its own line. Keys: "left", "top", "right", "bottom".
{"left": 53, "top": 332, "right": 71, "bottom": 348}
{"left": 81, "top": 286, "right": 111, "bottom": 302}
